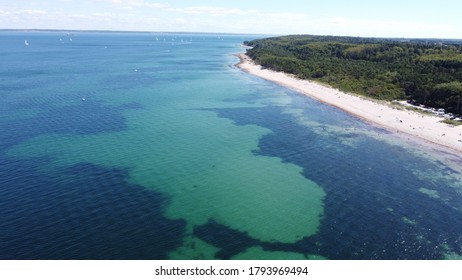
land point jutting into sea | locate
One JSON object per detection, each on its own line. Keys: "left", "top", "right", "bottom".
{"left": 1, "top": 31, "right": 462, "bottom": 260}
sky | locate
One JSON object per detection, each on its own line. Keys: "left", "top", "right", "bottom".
{"left": 0, "top": 0, "right": 461, "bottom": 38}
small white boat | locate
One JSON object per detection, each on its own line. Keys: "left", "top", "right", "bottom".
{"left": 24, "top": 40, "right": 29, "bottom": 46}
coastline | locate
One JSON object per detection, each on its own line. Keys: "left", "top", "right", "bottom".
{"left": 235, "top": 53, "right": 462, "bottom": 154}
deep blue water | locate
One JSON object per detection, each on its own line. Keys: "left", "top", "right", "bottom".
{"left": 1, "top": 31, "right": 462, "bottom": 259}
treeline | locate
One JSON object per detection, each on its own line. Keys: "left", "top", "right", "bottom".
{"left": 244, "top": 35, "right": 462, "bottom": 114}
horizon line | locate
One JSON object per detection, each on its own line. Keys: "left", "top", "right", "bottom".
{"left": 1, "top": 28, "right": 461, "bottom": 41}
{"left": 0, "top": 28, "right": 271, "bottom": 36}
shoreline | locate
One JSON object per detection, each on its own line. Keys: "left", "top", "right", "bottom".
{"left": 235, "top": 53, "right": 462, "bottom": 154}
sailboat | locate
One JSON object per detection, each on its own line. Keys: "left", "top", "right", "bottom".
{"left": 24, "top": 40, "right": 29, "bottom": 46}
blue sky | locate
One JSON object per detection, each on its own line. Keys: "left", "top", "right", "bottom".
{"left": 0, "top": 0, "right": 461, "bottom": 38}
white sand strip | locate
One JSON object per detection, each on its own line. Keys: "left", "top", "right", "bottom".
{"left": 236, "top": 54, "right": 462, "bottom": 153}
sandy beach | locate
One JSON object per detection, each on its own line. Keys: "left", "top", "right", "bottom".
{"left": 236, "top": 53, "right": 462, "bottom": 153}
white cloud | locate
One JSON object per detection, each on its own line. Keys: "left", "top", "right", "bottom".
{"left": 0, "top": 1, "right": 459, "bottom": 38}
{"left": 145, "top": 2, "right": 166, "bottom": 9}
{"left": 314, "top": 17, "right": 454, "bottom": 38}
{"left": 23, "top": 9, "right": 48, "bottom": 15}
{"left": 172, "top": 6, "right": 261, "bottom": 17}
{"left": 164, "top": 5, "right": 313, "bottom": 33}
{"left": 92, "top": 12, "right": 110, "bottom": 16}
{"left": 95, "top": 0, "right": 166, "bottom": 9}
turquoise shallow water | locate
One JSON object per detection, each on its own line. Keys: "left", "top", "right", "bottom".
{"left": 1, "top": 31, "right": 462, "bottom": 259}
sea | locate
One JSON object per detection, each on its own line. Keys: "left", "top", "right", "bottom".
{"left": 1, "top": 31, "right": 462, "bottom": 260}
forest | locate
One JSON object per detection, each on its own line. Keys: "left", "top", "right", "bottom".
{"left": 244, "top": 35, "right": 462, "bottom": 115}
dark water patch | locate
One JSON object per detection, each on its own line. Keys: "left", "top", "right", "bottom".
{"left": 193, "top": 220, "right": 261, "bottom": 259}
{"left": 0, "top": 75, "right": 68, "bottom": 95}
{"left": 432, "top": 160, "right": 461, "bottom": 176}
{"left": 193, "top": 219, "right": 323, "bottom": 259}
{"left": 0, "top": 159, "right": 186, "bottom": 259}
{"left": 0, "top": 100, "right": 142, "bottom": 151}
{"left": 0, "top": 82, "right": 46, "bottom": 93}
{"left": 337, "top": 132, "right": 361, "bottom": 139}
{"left": 211, "top": 105, "right": 462, "bottom": 259}
{"left": 37, "top": 100, "right": 132, "bottom": 134}
{"left": 0, "top": 69, "right": 52, "bottom": 79}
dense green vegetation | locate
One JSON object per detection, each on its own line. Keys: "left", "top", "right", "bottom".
{"left": 244, "top": 35, "right": 462, "bottom": 114}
